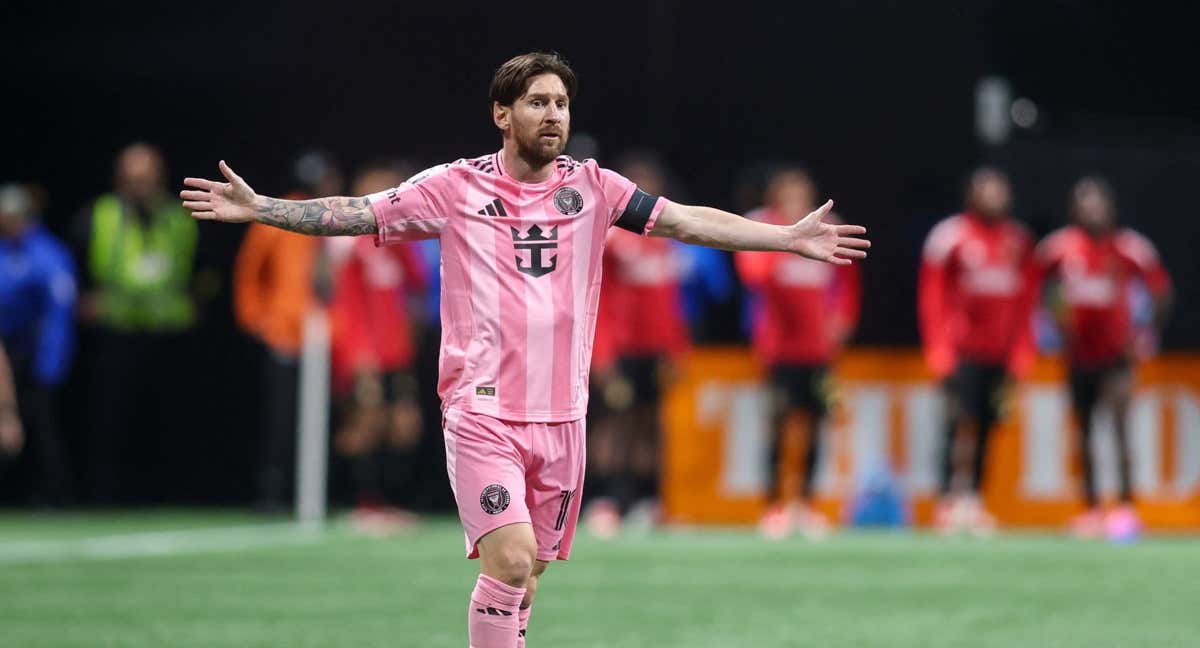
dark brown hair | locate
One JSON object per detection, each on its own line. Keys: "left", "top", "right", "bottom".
{"left": 1069, "top": 175, "right": 1115, "bottom": 216}
{"left": 1071, "top": 175, "right": 1114, "bottom": 204}
{"left": 489, "top": 52, "right": 578, "bottom": 106}
{"left": 963, "top": 165, "right": 1008, "bottom": 210}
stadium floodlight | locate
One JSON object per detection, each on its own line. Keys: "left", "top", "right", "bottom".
{"left": 1011, "top": 97, "right": 1039, "bottom": 129}
{"left": 975, "top": 76, "right": 1013, "bottom": 146}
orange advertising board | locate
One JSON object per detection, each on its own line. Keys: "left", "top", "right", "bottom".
{"left": 662, "top": 348, "right": 1200, "bottom": 529}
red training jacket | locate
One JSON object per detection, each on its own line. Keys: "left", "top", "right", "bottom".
{"left": 1033, "top": 225, "right": 1171, "bottom": 367}
{"left": 736, "top": 209, "right": 861, "bottom": 365}
{"left": 918, "top": 212, "right": 1036, "bottom": 379}
{"left": 602, "top": 228, "right": 690, "bottom": 359}
{"left": 328, "top": 236, "right": 427, "bottom": 394}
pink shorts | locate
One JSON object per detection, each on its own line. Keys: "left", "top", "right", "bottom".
{"left": 443, "top": 408, "right": 585, "bottom": 562}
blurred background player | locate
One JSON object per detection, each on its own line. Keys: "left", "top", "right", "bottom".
{"left": 327, "top": 160, "right": 427, "bottom": 534}
{"left": 0, "top": 184, "right": 76, "bottom": 506}
{"left": 919, "top": 167, "right": 1035, "bottom": 536}
{"left": 1033, "top": 177, "right": 1172, "bottom": 542}
{"left": 233, "top": 150, "right": 341, "bottom": 512}
{"left": 591, "top": 152, "right": 691, "bottom": 532}
{"left": 581, "top": 254, "right": 627, "bottom": 538}
{"left": 736, "top": 167, "right": 861, "bottom": 539}
{"left": 76, "top": 143, "right": 197, "bottom": 504}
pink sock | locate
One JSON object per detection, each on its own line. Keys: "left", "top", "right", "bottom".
{"left": 517, "top": 606, "right": 532, "bottom": 647}
{"left": 468, "top": 574, "right": 526, "bottom": 648}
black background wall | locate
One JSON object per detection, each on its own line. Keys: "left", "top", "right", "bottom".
{"left": 3, "top": 1, "right": 1197, "bottom": 505}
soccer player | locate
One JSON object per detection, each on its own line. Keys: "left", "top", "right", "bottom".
{"left": 1033, "top": 177, "right": 1172, "bottom": 542}
{"left": 328, "top": 162, "right": 428, "bottom": 532}
{"left": 595, "top": 153, "right": 690, "bottom": 531}
{"left": 919, "top": 167, "right": 1034, "bottom": 536}
{"left": 180, "top": 52, "right": 869, "bottom": 647}
{"left": 736, "top": 167, "right": 861, "bottom": 540}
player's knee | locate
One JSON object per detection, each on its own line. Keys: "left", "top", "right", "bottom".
{"left": 490, "top": 543, "right": 536, "bottom": 587}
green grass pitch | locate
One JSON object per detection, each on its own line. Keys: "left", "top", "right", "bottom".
{"left": 0, "top": 511, "right": 1196, "bottom": 647}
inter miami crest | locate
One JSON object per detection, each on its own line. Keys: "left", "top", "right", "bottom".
{"left": 511, "top": 224, "right": 558, "bottom": 278}
{"left": 553, "top": 186, "right": 584, "bottom": 215}
{"left": 480, "top": 484, "right": 511, "bottom": 515}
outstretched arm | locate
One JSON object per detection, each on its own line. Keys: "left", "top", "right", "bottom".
{"left": 180, "top": 161, "right": 377, "bottom": 236}
{"left": 651, "top": 199, "right": 869, "bottom": 265}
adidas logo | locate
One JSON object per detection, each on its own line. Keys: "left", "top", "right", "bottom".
{"left": 477, "top": 198, "right": 509, "bottom": 217}
{"left": 475, "top": 607, "right": 514, "bottom": 617}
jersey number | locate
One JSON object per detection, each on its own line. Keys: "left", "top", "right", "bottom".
{"left": 554, "top": 489, "right": 576, "bottom": 531}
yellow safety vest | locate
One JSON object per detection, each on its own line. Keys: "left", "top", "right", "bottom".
{"left": 88, "top": 194, "right": 197, "bottom": 331}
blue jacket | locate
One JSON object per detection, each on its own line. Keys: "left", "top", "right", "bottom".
{"left": 0, "top": 225, "right": 77, "bottom": 385}
{"left": 675, "top": 241, "right": 735, "bottom": 325}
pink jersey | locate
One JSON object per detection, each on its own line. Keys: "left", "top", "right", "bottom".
{"left": 368, "top": 151, "right": 665, "bottom": 422}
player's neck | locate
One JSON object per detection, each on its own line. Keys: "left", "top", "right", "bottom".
{"left": 968, "top": 210, "right": 1006, "bottom": 226}
{"left": 500, "top": 142, "right": 556, "bottom": 184}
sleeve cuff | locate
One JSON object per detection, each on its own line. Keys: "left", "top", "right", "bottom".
{"left": 642, "top": 197, "right": 666, "bottom": 236}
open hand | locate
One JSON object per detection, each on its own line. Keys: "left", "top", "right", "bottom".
{"left": 787, "top": 200, "right": 870, "bottom": 265}
{"left": 180, "top": 161, "right": 259, "bottom": 223}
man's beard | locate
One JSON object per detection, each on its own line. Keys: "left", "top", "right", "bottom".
{"left": 516, "top": 130, "right": 568, "bottom": 168}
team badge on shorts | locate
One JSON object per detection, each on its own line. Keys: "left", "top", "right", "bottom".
{"left": 553, "top": 187, "right": 584, "bottom": 215}
{"left": 480, "top": 484, "right": 511, "bottom": 515}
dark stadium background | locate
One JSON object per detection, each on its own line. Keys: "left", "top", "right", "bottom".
{"left": 3, "top": 1, "right": 1198, "bottom": 504}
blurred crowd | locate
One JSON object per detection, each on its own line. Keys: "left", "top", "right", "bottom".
{"left": 0, "top": 142, "right": 1172, "bottom": 542}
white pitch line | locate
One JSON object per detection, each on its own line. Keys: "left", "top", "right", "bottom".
{"left": 0, "top": 523, "right": 325, "bottom": 565}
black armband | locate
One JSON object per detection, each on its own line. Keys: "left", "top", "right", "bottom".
{"left": 614, "top": 188, "right": 660, "bottom": 235}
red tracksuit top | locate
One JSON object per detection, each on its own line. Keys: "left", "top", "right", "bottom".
{"left": 329, "top": 236, "right": 427, "bottom": 394}
{"left": 736, "top": 209, "right": 861, "bottom": 365}
{"left": 918, "top": 212, "right": 1036, "bottom": 379}
{"left": 602, "top": 228, "right": 690, "bottom": 359}
{"left": 1033, "top": 225, "right": 1171, "bottom": 367}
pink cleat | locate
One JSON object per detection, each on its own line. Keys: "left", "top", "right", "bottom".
{"left": 583, "top": 498, "right": 622, "bottom": 539}
{"left": 934, "top": 499, "right": 960, "bottom": 536}
{"left": 1069, "top": 508, "right": 1104, "bottom": 539}
{"left": 1105, "top": 505, "right": 1142, "bottom": 544}
{"left": 349, "top": 505, "right": 418, "bottom": 537}
{"left": 759, "top": 504, "right": 793, "bottom": 540}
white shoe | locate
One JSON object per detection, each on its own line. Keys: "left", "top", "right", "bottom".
{"left": 796, "top": 505, "right": 832, "bottom": 542}
{"left": 624, "top": 499, "right": 661, "bottom": 534}
{"left": 961, "top": 496, "right": 996, "bottom": 539}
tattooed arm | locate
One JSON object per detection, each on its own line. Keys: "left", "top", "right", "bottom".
{"left": 252, "top": 195, "right": 376, "bottom": 236}
{"left": 180, "top": 160, "right": 377, "bottom": 235}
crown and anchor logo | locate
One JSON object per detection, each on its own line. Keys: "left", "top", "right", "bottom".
{"left": 511, "top": 224, "right": 558, "bottom": 278}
